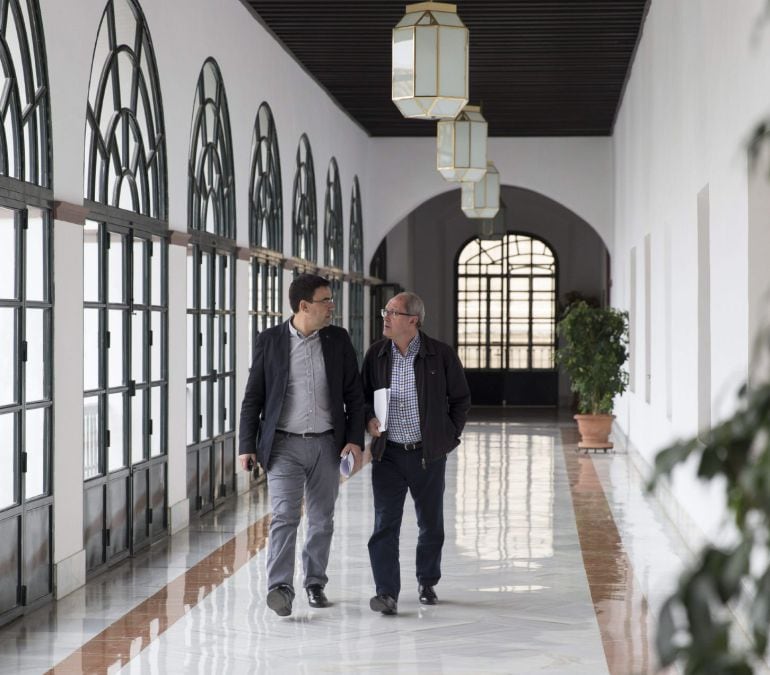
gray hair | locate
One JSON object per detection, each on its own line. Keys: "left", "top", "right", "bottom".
{"left": 397, "top": 292, "right": 425, "bottom": 327}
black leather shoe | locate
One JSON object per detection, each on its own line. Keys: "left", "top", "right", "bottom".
{"left": 266, "top": 584, "right": 294, "bottom": 616}
{"left": 306, "top": 584, "right": 329, "bottom": 608}
{"left": 369, "top": 593, "right": 398, "bottom": 615}
{"left": 418, "top": 584, "right": 438, "bottom": 605}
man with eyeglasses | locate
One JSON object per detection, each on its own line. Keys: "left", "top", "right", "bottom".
{"left": 362, "top": 292, "right": 470, "bottom": 615}
{"left": 239, "top": 273, "right": 364, "bottom": 617}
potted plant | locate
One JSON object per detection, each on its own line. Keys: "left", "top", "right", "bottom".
{"left": 556, "top": 300, "right": 629, "bottom": 450}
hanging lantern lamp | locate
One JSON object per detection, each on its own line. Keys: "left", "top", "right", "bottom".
{"left": 392, "top": 2, "right": 469, "bottom": 120}
{"left": 437, "top": 104, "right": 487, "bottom": 182}
{"left": 461, "top": 162, "right": 500, "bottom": 219}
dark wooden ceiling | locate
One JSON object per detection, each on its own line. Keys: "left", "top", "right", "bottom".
{"left": 242, "top": 0, "right": 649, "bottom": 137}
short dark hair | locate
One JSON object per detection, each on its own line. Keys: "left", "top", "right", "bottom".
{"left": 289, "top": 273, "right": 331, "bottom": 313}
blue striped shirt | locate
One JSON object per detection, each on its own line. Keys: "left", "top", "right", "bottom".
{"left": 387, "top": 335, "right": 422, "bottom": 443}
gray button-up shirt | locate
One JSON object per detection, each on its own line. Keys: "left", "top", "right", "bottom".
{"left": 276, "top": 319, "right": 333, "bottom": 434}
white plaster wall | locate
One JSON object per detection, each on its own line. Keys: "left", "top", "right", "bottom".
{"left": 613, "top": 0, "right": 770, "bottom": 541}
{"left": 365, "top": 136, "right": 614, "bottom": 266}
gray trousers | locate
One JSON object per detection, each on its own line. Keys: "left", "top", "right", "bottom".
{"left": 265, "top": 433, "right": 340, "bottom": 591}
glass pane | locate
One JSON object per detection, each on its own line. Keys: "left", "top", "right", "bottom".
{"left": 151, "top": 236, "right": 162, "bottom": 306}
{"left": 0, "top": 413, "right": 15, "bottom": 509}
{"left": 108, "top": 310, "right": 124, "bottom": 388}
{"left": 25, "top": 308, "right": 47, "bottom": 402}
{"left": 107, "top": 393, "right": 124, "bottom": 471}
{"left": 187, "top": 314, "right": 195, "bottom": 378}
{"left": 186, "top": 246, "right": 195, "bottom": 309}
{"left": 108, "top": 231, "right": 124, "bottom": 303}
{"left": 186, "top": 382, "right": 194, "bottom": 445}
{"left": 200, "top": 381, "right": 208, "bottom": 442}
{"left": 151, "top": 311, "right": 161, "bottom": 381}
{"left": 26, "top": 209, "right": 46, "bottom": 302}
{"left": 225, "top": 375, "right": 234, "bottom": 432}
{"left": 202, "top": 317, "right": 211, "bottom": 375}
{"left": 83, "top": 221, "right": 100, "bottom": 303}
{"left": 213, "top": 378, "right": 221, "bottom": 436}
{"left": 150, "top": 385, "right": 162, "bottom": 457}
{"left": 84, "top": 308, "right": 100, "bottom": 391}
{"left": 213, "top": 315, "right": 221, "bottom": 373}
{"left": 131, "top": 389, "right": 145, "bottom": 465}
{"left": 83, "top": 397, "right": 100, "bottom": 479}
{"left": 133, "top": 238, "right": 145, "bottom": 305}
{"left": 25, "top": 408, "right": 45, "bottom": 499}
{"left": 132, "top": 311, "right": 145, "bottom": 384}
{"left": 223, "top": 255, "right": 232, "bottom": 310}
{"left": 0, "top": 308, "right": 16, "bottom": 406}
{"left": 201, "top": 252, "right": 211, "bottom": 309}
{"left": 0, "top": 208, "right": 16, "bottom": 300}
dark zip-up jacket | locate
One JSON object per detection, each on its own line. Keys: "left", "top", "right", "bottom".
{"left": 362, "top": 331, "right": 471, "bottom": 464}
{"left": 238, "top": 320, "right": 365, "bottom": 469}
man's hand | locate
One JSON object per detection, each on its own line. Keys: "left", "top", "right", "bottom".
{"left": 239, "top": 453, "right": 257, "bottom": 472}
{"left": 367, "top": 418, "right": 382, "bottom": 438}
{"left": 340, "top": 443, "right": 363, "bottom": 471}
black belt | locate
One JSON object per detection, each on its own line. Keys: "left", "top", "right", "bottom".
{"left": 386, "top": 440, "right": 423, "bottom": 451}
{"left": 276, "top": 429, "right": 334, "bottom": 439}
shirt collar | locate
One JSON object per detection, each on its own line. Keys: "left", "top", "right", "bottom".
{"left": 288, "top": 318, "right": 318, "bottom": 340}
{"left": 392, "top": 333, "right": 420, "bottom": 357}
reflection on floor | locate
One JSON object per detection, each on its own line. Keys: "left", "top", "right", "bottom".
{"left": 0, "top": 412, "right": 689, "bottom": 674}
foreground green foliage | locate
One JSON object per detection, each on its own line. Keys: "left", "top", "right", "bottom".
{"left": 556, "top": 300, "right": 629, "bottom": 414}
{"left": 650, "top": 381, "right": 770, "bottom": 674}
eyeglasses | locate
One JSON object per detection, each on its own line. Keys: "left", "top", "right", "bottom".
{"left": 380, "top": 308, "right": 416, "bottom": 318}
{"left": 309, "top": 297, "right": 335, "bottom": 305}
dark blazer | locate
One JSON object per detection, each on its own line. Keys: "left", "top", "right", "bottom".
{"left": 238, "top": 320, "right": 365, "bottom": 468}
{"left": 362, "top": 331, "right": 471, "bottom": 464}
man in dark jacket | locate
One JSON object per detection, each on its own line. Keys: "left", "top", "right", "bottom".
{"left": 362, "top": 291, "right": 470, "bottom": 615}
{"left": 239, "top": 274, "right": 364, "bottom": 617}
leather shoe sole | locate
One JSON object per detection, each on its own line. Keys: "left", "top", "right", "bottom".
{"left": 370, "top": 594, "right": 397, "bottom": 615}
{"left": 267, "top": 586, "right": 293, "bottom": 617}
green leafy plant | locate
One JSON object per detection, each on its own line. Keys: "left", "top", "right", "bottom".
{"left": 649, "top": 379, "right": 770, "bottom": 674}
{"left": 556, "top": 300, "right": 629, "bottom": 414}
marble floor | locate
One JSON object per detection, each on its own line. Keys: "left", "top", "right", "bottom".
{"left": 0, "top": 412, "right": 691, "bottom": 674}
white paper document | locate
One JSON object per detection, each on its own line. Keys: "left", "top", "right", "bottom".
{"left": 340, "top": 452, "right": 354, "bottom": 477}
{"left": 374, "top": 387, "right": 390, "bottom": 433}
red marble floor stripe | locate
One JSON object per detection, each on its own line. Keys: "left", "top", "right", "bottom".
{"left": 46, "top": 449, "right": 372, "bottom": 674}
{"left": 561, "top": 428, "right": 654, "bottom": 675}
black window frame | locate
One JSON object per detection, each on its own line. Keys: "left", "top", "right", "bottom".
{"left": 186, "top": 57, "right": 237, "bottom": 517}
{"left": 456, "top": 232, "right": 558, "bottom": 371}
{"left": 348, "top": 176, "right": 364, "bottom": 361}
{"left": 291, "top": 133, "right": 316, "bottom": 263}
{"left": 248, "top": 102, "right": 283, "bottom": 352}
{"left": 0, "top": 0, "right": 53, "bottom": 628}
{"left": 82, "top": 0, "right": 169, "bottom": 576}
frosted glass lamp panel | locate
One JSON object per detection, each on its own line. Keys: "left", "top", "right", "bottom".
{"left": 414, "top": 27, "right": 437, "bottom": 97}
{"left": 462, "top": 163, "right": 500, "bottom": 219}
{"left": 438, "top": 25, "right": 467, "bottom": 97}
{"left": 392, "top": 29, "right": 415, "bottom": 100}
{"left": 437, "top": 106, "right": 487, "bottom": 182}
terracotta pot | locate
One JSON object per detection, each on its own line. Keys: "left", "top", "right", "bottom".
{"left": 574, "top": 414, "right": 615, "bottom": 450}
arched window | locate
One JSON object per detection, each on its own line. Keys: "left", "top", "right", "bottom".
{"left": 82, "top": 0, "right": 168, "bottom": 575}
{"left": 457, "top": 233, "right": 557, "bottom": 370}
{"left": 248, "top": 102, "right": 282, "bottom": 353}
{"left": 188, "top": 59, "right": 235, "bottom": 239}
{"left": 292, "top": 134, "right": 316, "bottom": 263}
{"left": 186, "top": 58, "right": 236, "bottom": 518}
{"left": 323, "top": 157, "right": 343, "bottom": 325}
{"left": 348, "top": 176, "right": 364, "bottom": 361}
{"left": 0, "top": 0, "right": 53, "bottom": 626}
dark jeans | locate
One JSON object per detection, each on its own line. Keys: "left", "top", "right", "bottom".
{"left": 368, "top": 444, "right": 447, "bottom": 599}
